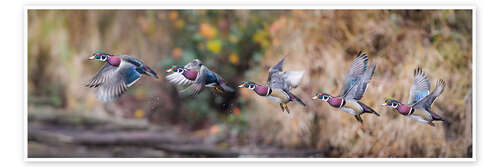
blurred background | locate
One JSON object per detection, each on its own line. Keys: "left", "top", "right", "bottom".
{"left": 27, "top": 10, "right": 472, "bottom": 158}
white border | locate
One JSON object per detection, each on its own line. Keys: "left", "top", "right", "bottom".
{"left": 24, "top": 5, "right": 476, "bottom": 162}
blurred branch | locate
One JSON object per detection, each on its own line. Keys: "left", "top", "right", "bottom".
{"left": 154, "top": 145, "right": 240, "bottom": 157}
{"left": 154, "top": 144, "right": 333, "bottom": 158}
{"left": 30, "top": 125, "right": 332, "bottom": 158}
{"left": 28, "top": 109, "right": 332, "bottom": 157}
{"left": 29, "top": 127, "right": 202, "bottom": 146}
{"left": 28, "top": 109, "right": 150, "bottom": 131}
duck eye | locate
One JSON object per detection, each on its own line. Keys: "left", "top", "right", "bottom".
{"left": 244, "top": 85, "right": 249, "bottom": 88}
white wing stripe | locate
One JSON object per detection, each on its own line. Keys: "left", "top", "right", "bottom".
{"left": 166, "top": 73, "right": 194, "bottom": 86}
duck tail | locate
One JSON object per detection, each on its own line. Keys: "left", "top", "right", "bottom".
{"left": 294, "top": 96, "right": 306, "bottom": 106}
{"left": 144, "top": 65, "right": 158, "bottom": 79}
{"left": 287, "top": 91, "right": 306, "bottom": 106}
{"left": 430, "top": 111, "right": 446, "bottom": 122}
{"left": 359, "top": 101, "right": 379, "bottom": 116}
{"left": 219, "top": 83, "right": 235, "bottom": 92}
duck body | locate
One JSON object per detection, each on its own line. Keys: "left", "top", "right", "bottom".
{"left": 251, "top": 85, "right": 292, "bottom": 104}
{"left": 166, "top": 60, "right": 234, "bottom": 96}
{"left": 238, "top": 56, "right": 306, "bottom": 114}
{"left": 86, "top": 52, "right": 158, "bottom": 102}
{"left": 313, "top": 51, "right": 379, "bottom": 123}
{"left": 383, "top": 67, "right": 446, "bottom": 126}
{"left": 339, "top": 100, "right": 363, "bottom": 115}
{"left": 385, "top": 99, "right": 444, "bottom": 125}
{"left": 315, "top": 93, "right": 378, "bottom": 123}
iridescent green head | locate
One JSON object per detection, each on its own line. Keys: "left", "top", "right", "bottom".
{"left": 89, "top": 51, "right": 111, "bottom": 61}
{"left": 166, "top": 65, "right": 185, "bottom": 73}
{"left": 312, "top": 92, "right": 332, "bottom": 101}
{"left": 238, "top": 81, "right": 257, "bottom": 89}
{"left": 383, "top": 98, "right": 400, "bottom": 108}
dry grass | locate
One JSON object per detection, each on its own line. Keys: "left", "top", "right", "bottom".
{"left": 241, "top": 10, "right": 472, "bottom": 157}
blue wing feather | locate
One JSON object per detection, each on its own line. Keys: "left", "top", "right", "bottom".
{"left": 124, "top": 67, "right": 142, "bottom": 87}
{"left": 205, "top": 71, "right": 218, "bottom": 84}
{"left": 409, "top": 90, "right": 429, "bottom": 105}
{"left": 341, "top": 78, "right": 359, "bottom": 96}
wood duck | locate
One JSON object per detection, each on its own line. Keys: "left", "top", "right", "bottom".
{"left": 238, "top": 57, "right": 306, "bottom": 113}
{"left": 86, "top": 51, "right": 158, "bottom": 102}
{"left": 382, "top": 67, "right": 446, "bottom": 126}
{"left": 312, "top": 51, "right": 379, "bottom": 123}
{"left": 166, "top": 59, "right": 234, "bottom": 96}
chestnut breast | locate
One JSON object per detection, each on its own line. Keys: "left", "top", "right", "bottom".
{"left": 397, "top": 104, "right": 412, "bottom": 115}
{"left": 183, "top": 70, "right": 198, "bottom": 81}
{"left": 107, "top": 56, "right": 122, "bottom": 66}
{"left": 253, "top": 85, "right": 270, "bottom": 96}
{"left": 327, "top": 97, "right": 343, "bottom": 108}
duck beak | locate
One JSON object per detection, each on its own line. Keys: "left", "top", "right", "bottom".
{"left": 238, "top": 84, "right": 245, "bottom": 88}
{"left": 381, "top": 103, "right": 387, "bottom": 106}
{"left": 312, "top": 96, "right": 318, "bottom": 100}
{"left": 166, "top": 68, "right": 173, "bottom": 73}
{"left": 88, "top": 56, "right": 95, "bottom": 60}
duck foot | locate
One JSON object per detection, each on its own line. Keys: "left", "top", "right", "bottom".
{"left": 284, "top": 103, "right": 290, "bottom": 114}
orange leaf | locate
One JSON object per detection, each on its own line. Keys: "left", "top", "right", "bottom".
{"left": 172, "top": 47, "right": 182, "bottom": 59}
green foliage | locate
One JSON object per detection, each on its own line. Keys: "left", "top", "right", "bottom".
{"left": 160, "top": 10, "right": 279, "bottom": 129}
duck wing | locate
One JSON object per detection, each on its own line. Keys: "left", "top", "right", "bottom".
{"left": 87, "top": 61, "right": 141, "bottom": 101}
{"left": 411, "top": 79, "right": 446, "bottom": 112}
{"left": 408, "top": 67, "right": 431, "bottom": 105}
{"left": 345, "top": 64, "right": 375, "bottom": 100}
{"left": 338, "top": 51, "right": 368, "bottom": 97}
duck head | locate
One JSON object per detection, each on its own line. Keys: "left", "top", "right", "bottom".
{"left": 312, "top": 92, "right": 331, "bottom": 101}
{"left": 166, "top": 65, "right": 185, "bottom": 73}
{"left": 313, "top": 92, "right": 343, "bottom": 108}
{"left": 382, "top": 98, "right": 401, "bottom": 109}
{"left": 238, "top": 81, "right": 257, "bottom": 90}
{"left": 239, "top": 81, "right": 271, "bottom": 96}
{"left": 89, "top": 52, "right": 111, "bottom": 62}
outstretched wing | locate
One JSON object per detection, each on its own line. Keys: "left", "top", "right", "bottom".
{"left": 86, "top": 63, "right": 116, "bottom": 88}
{"left": 267, "top": 57, "right": 286, "bottom": 89}
{"left": 283, "top": 70, "right": 304, "bottom": 90}
{"left": 182, "top": 65, "right": 209, "bottom": 96}
{"left": 408, "top": 67, "right": 431, "bottom": 105}
{"left": 268, "top": 57, "right": 285, "bottom": 75}
{"left": 338, "top": 51, "right": 368, "bottom": 96}
{"left": 166, "top": 72, "right": 195, "bottom": 86}
{"left": 345, "top": 64, "right": 376, "bottom": 100}
{"left": 87, "top": 62, "right": 141, "bottom": 102}
{"left": 412, "top": 79, "right": 446, "bottom": 112}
